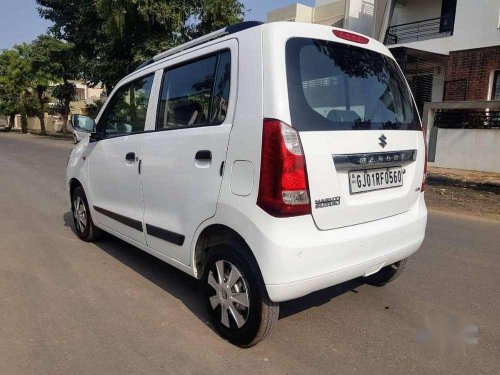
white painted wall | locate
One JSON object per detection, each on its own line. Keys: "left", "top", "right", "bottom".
{"left": 392, "top": 0, "right": 500, "bottom": 54}
{"left": 431, "top": 128, "right": 500, "bottom": 173}
{"left": 315, "top": 0, "right": 341, "bottom": 6}
{"left": 390, "top": 0, "right": 441, "bottom": 26}
{"left": 345, "top": 0, "right": 375, "bottom": 37}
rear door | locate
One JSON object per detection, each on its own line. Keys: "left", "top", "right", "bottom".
{"left": 285, "top": 38, "right": 425, "bottom": 230}
{"left": 141, "top": 42, "right": 237, "bottom": 265}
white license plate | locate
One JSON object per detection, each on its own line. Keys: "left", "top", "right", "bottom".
{"left": 349, "top": 167, "right": 403, "bottom": 194}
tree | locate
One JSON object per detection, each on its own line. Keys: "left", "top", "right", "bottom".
{"left": 0, "top": 52, "right": 21, "bottom": 130}
{"left": 24, "top": 35, "right": 75, "bottom": 135}
{"left": 85, "top": 99, "right": 104, "bottom": 119}
{"left": 52, "top": 82, "right": 76, "bottom": 134}
{"left": 0, "top": 48, "right": 38, "bottom": 133}
{"left": 35, "top": 36, "right": 79, "bottom": 135}
{"left": 37, "top": 0, "right": 244, "bottom": 91}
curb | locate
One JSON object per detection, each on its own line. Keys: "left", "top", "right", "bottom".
{"left": 427, "top": 175, "right": 500, "bottom": 193}
{"left": 9, "top": 128, "right": 73, "bottom": 140}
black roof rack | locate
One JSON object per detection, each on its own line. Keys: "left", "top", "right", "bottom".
{"left": 134, "top": 21, "right": 264, "bottom": 73}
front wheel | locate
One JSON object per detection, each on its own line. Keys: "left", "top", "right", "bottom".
{"left": 202, "top": 242, "right": 279, "bottom": 347}
{"left": 71, "top": 186, "right": 101, "bottom": 242}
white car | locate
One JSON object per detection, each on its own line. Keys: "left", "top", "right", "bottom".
{"left": 66, "top": 21, "right": 427, "bottom": 347}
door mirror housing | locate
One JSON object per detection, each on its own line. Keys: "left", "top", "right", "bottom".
{"left": 71, "top": 114, "right": 96, "bottom": 133}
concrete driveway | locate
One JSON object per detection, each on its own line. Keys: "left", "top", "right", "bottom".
{"left": 0, "top": 132, "right": 499, "bottom": 374}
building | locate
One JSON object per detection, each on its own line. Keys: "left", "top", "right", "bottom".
{"left": 266, "top": 0, "right": 500, "bottom": 172}
{"left": 267, "top": 0, "right": 376, "bottom": 38}
{"left": 13, "top": 81, "right": 104, "bottom": 133}
{"left": 378, "top": 0, "right": 500, "bottom": 173}
{"left": 378, "top": 0, "right": 500, "bottom": 110}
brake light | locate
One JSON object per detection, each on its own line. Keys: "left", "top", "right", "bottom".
{"left": 257, "top": 119, "right": 311, "bottom": 217}
{"left": 332, "top": 30, "right": 369, "bottom": 44}
{"left": 421, "top": 126, "right": 428, "bottom": 192}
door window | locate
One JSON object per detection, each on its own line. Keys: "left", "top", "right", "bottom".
{"left": 101, "top": 74, "right": 154, "bottom": 137}
{"left": 157, "top": 51, "right": 231, "bottom": 129}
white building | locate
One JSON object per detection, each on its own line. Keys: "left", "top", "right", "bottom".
{"left": 267, "top": 0, "right": 377, "bottom": 38}
{"left": 375, "top": 0, "right": 499, "bottom": 109}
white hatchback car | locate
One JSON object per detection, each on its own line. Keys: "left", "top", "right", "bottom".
{"left": 66, "top": 21, "right": 427, "bottom": 347}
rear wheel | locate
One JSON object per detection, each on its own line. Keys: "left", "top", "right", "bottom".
{"left": 202, "top": 242, "right": 279, "bottom": 347}
{"left": 365, "top": 259, "right": 408, "bottom": 286}
{"left": 71, "top": 186, "right": 101, "bottom": 242}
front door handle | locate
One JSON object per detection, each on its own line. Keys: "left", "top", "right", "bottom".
{"left": 125, "top": 152, "right": 136, "bottom": 162}
{"left": 195, "top": 150, "right": 212, "bottom": 161}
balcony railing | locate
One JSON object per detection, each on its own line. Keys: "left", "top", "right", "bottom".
{"left": 385, "top": 16, "right": 454, "bottom": 46}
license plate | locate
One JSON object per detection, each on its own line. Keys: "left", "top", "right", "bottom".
{"left": 349, "top": 167, "right": 403, "bottom": 194}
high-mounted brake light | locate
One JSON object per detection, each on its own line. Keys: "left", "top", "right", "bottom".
{"left": 257, "top": 119, "right": 311, "bottom": 217}
{"left": 332, "top": 30, "right": 369, "bottom": 44}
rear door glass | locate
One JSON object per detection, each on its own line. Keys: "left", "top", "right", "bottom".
{"left": 286, "top": 38, "right": 420, "bottom": 131}
{"left": 157, "top": 50, "right": 231, "bottom": 129}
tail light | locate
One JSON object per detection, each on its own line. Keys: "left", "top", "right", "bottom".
{"left": 421, "top": 126, "right": 428, "bottom": 192}
{"left": 257, "top": 119, "right": 311, "bottom": 217}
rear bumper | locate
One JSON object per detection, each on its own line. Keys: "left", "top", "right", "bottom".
{"left": 255, "top": 196, "right": 427, "bottom": 302}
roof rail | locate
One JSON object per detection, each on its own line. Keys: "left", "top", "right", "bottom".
{"left": 135, "top": 21, "right": 263, "bottom": 72}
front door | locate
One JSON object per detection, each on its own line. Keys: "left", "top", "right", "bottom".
{"left": 141, "top": 45, "right": 236, "bottom": 265}
{"left": 88, "top": 74, "right": 155, "bottom": 244}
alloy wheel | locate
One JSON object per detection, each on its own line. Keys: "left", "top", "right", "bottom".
{"left": 73, "top": 196, "right": 87, "bottom": 233}
{"left": 207, "top": 260, "right": 250, "bottom": 329}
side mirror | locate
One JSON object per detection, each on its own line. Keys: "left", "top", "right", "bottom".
{"left": 71, "top": 114, "right": 96, "bottom": 133}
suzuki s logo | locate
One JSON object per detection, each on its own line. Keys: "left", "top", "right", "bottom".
{"left": 378, "top": 134, "right": 387, "bottom": 148}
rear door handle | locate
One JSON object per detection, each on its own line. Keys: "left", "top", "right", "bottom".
{"left": 125, "top": 152, "right": 136, "bottom": 161}
{"left": 195, "top": 150, "right": 212, "bottom": 161}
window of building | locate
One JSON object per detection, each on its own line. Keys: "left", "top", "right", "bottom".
{"left": 491, "top": 71, "right": 500, "bottom": 100}
{"left": 75, "top": 88, "right": 86, "bottom": 101}
{"left": 157, "top": 50, "right": 231, "bottom": 129}
{"left": 101, "top": 74, "right": 154, "bottom": 136}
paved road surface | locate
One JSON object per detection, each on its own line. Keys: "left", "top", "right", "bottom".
{"left": 1, "top": 133, "right": 499, "bottom": 374}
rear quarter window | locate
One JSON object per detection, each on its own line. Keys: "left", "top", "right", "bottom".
{"left": 286, "top": 38, "right": 421, "bottom": 131}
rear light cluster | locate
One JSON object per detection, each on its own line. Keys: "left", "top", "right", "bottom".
{"left": 421, "top": 126, "right": 428, "bottom": 192}
{"left": 257, "top": 119, "right": 311, "bottom": 217}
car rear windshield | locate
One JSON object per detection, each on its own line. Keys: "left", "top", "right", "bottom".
{"left": 285, "top": 38, "right": 421, "bottom": 131}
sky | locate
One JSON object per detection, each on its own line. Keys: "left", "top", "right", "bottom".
{"left": 0, "top": 0, "right": 315, "bottom": 50}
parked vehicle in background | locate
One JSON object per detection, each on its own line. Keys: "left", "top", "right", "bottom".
{"left": 66, "top": 21, "right": 427, "bottom": 347}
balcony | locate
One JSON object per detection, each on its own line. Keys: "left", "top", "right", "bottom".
{"left": 385, "top": 16, "right": 454, "bottom": 46}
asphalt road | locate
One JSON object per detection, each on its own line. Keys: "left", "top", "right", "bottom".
{"left": 1, "top": 132, "right": 499, "bottom": 374}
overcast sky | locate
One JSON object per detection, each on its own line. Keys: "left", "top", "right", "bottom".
{"left": 0, "top": 0, "right": 316, "bottom": 50}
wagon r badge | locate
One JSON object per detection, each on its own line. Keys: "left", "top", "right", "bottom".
{"left": 315, "top": 197, "right": 341, "bottom": 209}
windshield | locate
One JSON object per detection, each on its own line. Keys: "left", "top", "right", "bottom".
{"left": 286, "top": 38, "right": 420, "bottom": 131}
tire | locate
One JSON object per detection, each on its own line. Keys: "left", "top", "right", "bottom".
{"left": 202, "top": 241, "right": 279, "bottom": 347}
{"left": 71, "top": 186, "right": 101, "bottom": 242}
{"left": 365, "top": 259, "right": 408, "bottom": 287}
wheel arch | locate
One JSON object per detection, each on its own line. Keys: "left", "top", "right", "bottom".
{"left": 69, "top": 178, "right": 83, "bottom": 204}
{"left": 193, "top": 224, "right": 259, "bottom": 279}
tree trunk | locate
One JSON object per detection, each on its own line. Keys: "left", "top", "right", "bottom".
{"left": 36, "top": 90, "right": 46, "bottom": 135}
{"left": 38, "top": 111, "right": 46, "bottom": 135}
{"left": 21, "top": 114, "right": 28, "bottom": 134}
{"left": 62, "top": 111, "right": 68, "bottom": 135}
